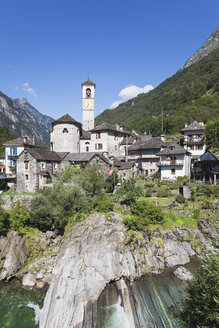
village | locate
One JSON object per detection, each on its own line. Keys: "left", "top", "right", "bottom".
{"left": 0, "top": 78, "right": 219, "bottom": 193}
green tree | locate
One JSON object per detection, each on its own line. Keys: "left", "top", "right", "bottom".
{"left": 116, "top": 178, "right": 143, "bottom": 205}
{"left": 104, "top": 169, "right": 118, "bottom": 193}
{"left": 178, "top": 256, "right": 219, "bottom": 328}
{"left": 80, "top": 165, "right": 105, "bottom": 196}
{"left": 0, "top": 200, "right": 10, "bottom": 235}
{"left": 9, "top": 201, "right": 30, "bottom": 231}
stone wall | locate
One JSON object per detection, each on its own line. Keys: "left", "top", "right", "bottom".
{"left": 0, "top": 194, "right": 36, "bottom": 210}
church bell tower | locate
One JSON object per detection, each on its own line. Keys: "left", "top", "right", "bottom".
{"left": 81, "top": 78, "right": 96, "bottom": 131}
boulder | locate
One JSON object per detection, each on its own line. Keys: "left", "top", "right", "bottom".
{"left": 22, "top": 273, "right": 36, "bottom": 287}
{"left": 174, "top": 266, "right": 193, "bottom": 280}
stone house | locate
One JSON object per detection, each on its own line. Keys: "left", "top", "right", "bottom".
{"left": 3, "top": 137, "right": 36, "bottom": 176}
{"left": 17, "top": 148, "right": 62, "bottom": 193}
{"left": 61, "top": 152, "right": 111, "bottom": 174}
{"left": 156, "top": 143, "right": 191, "bottom": 180}
{"left": 181, "top": 121, "right": 206, "bottom": 160}
{"left": 89, "top": 123, "right": 132, "bottom": 157}
{"left": 115, "top": 161, "right": 137, "bottom": 181}
{"left": 193, "top": 150, "right": 219, "bottom": 185}
{"left": 128, "top": 137, "right": 167, "bottom": 176}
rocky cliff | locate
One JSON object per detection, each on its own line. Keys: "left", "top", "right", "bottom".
{"left": 0, "top": 92, "right": 53, "bottom": 146}
{"left": 39, "top": 212, "right": 218, "bottom": 328}
{"left": 184, "top": 25, "right": 219, "bottom": 68}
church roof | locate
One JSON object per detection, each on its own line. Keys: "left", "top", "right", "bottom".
{"left": 52, "top": 114, "right": 81, "bottom": 127}
{"left": 80, "top": 130, "right": 91, "bottom": 140}
{"left": 81, "top": 78, "right": 96, "bottom": 88}
{"left": 181, "top": 121, "right": 204, "bottom": 132}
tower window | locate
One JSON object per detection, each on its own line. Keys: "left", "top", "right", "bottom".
{"left": 86, "top": 88, "right": 91, "bottom": 98}
{"left": 62, "top": 128, "right": 69, "bottom": 133}
{"left": 96, "top": 132, "right": 101, "bottom": 139}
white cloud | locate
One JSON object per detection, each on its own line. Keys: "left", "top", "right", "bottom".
{"left": 110, "top": 84, "right": 153, "bottom": 108}
{"left": 22, "top": 82, "right": 37, "bottom": 97}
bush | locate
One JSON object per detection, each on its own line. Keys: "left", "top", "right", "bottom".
{"left": 202, "top": 197, "right": 213, "bottom": 209}
{"left": 176, "top": 194, "right": 186, "bottom": 204}
{"left": 104, "top": 170, "right": 118, "bottom": 193}
{"left": 93, "top": 197, "right": 114, "bottom": 212}
{"left": 156, "top": 188, "right": 170, "bottom": 198}
{"left": 145, "top": 189, "right": 152, "bottom": 197}
{"left": 177, "top": 256, "right": 219, "bottom": 328}
{"left": 117, "top": 178, "right": 144, "bottom": 205}
{"left": 0, "top": 204, "right": 10, "bottom": 236}
{"left": 9, "top": 201, "right": 31, "bottom": 231}
{"left": 80, "top": 165, "right": 105, "bottom": 195}
{"left": 124, "top": 199, "right": 165, "bottom": 231}
{"left": 192, "top": 209, "right": 200, "bottom": 220}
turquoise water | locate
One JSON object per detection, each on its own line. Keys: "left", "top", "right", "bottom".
{"left": 0, "top": 280, "right": 46, "bottom": 328}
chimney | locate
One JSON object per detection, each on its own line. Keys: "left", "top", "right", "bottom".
{"left": 160, "top": 134, "right": 165, "bottom": 142}
{"left": 32, "top": 136, "right": 36, "bottom": 145}
{"left": 23, "top": 136, "right": 28, "bottom": 144}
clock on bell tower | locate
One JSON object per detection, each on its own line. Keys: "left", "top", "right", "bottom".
{"left": 81, "top": 78, "right": 96, "bottom": 131}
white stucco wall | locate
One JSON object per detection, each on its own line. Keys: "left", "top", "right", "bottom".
{"left": 160, "top": 154, "right": 191, "bottom": 180}
{"left": 5, "top": 146, "right": 24, "bottom": 175}
{"left": 50, "top": 123, "right": 80, "bottom": 153}
{"left": 80, "top": 140, "right": 91, "bottom": 153}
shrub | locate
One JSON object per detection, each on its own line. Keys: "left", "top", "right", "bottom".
{"left": 0, "top": 204, "right": 10, "bottom": 236}
{"left": 104, "top": 170, "right": 118, "bottom": 193}
{"left": 80, "top": 165, "right": 105, "bottom": 195}
{"left": 124, "top": 199, "right": 165, "bottom": 231}
{"left": 9, "top": 201, "right": 31, "bottom": 231}
{"left": 192, "top": 209, "right": 200, "bottom": 220}
{"left": 177, "top": 256, "right": 219, "bottom": 328}
{"left": 94, "top": 197, "right": 114, "bottom": 212}
{"left": 176, "top": 194, "right": 186, "bottom": 204}
{"left": 202, "top": 197, "right": 213, "bottom": 209}
{"left": 156, "top": 188, "right": 170, "bottom": 198}
{"left": 145, "top": 189, "right": 152, "bottom": 197}
{"left": 117, "top": 178, "right": 144, "bottom": 205}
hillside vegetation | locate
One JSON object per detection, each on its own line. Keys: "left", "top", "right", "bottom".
{"left": 0, "top": 126, "right": 15, "bottom": 155}
{"left": 96, "top": 49, "right": 219, "bottom": 136}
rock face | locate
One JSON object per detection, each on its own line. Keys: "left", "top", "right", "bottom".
{"left": 0, "top": 194, "right": 35, "bottom": 210}
{"left": 0, "top": 231, "right": 26, "bottom": 280}
{"left": 184, "top": 25, "right": 219, "bottom": 68}
{"left": 39, "top": 212, "right": 218, "bottom": 328}
{"left": 0, "top": 92, "right": 53, "bottom": 146}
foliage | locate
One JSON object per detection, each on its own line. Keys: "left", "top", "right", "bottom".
{"left": 176, "top": 194, "right": 186, "bottom": 204}
{"left": 192, "top": 209, "right": 200, "bottom": 220}
{"left": 202, "top": 197, "right": 213, "bottom": 209}
{"left": 145, "top": 189, "right": 152, "bottom": 197}
{"left": 96, "top": 49, "right": 219, "bottom": 136}
{"left": 124, "top": 199, "right": 165, "bottom": 231}
{"left": 9, "top": 201, "right": 31, "bottom": 231}
{"left": 79, "top": 165, "right": 105, "bottom": 195}
{"left": 205, "top": 119, "right": 219, "bottom": 148}
{"left": 0, "top": 200, "right": 10, "bottom": 235}
{"left": 30, "top": 183, "right": 83, "bottom": 233}
{"left": 0, "top": 126, "right": 15, "bottom": 155}
{"left": 104, "top": 170, "right": 118, "bottom": 193}
{"left": 156, "top": 187, "right": 170, "bottom": 198}
{"left": 93, "top": 197, "right": 114, "bottom": 212}
{"left": 116, "top": 178, "right": 144, "bottom": 205}
{"left": 197, "top": 184, "right": 219, "bottom": 197}
{"left": 59, "top": 165, "right": 82, "bottom": 183}
{"left": 177, "top": 256, "right": 219, "bottom": 328}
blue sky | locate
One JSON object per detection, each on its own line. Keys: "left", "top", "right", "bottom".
{"left": 0, "top": 0, "right": 218, "bottom": 122}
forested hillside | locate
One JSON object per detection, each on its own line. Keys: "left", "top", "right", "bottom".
{"left": 0, "top": 126, "right": 15, "bottom": 155}
{"left": 96, "top": 48, "right": 219, "bottom": 136}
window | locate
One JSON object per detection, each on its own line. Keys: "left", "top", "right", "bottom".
{"left": 95, "top": 143, "right": 103, "bottom": 150}
{"left": 54, "top": 163, "right": 57, "bottom": 169}
{"left": 13, "top": 147, "right": 17, "bottom": 155}
{"left": 114, "top": 133, "right": 118, "bottom": 140}
{"left": 62, "top": 128, "right": 69, "bottom": 133}
{"left": 171, "top": 168, "right": 175, "bottom": 175}
{"left": 41, "top": 163, "right": 45, "bottom": 169}
{"left": 96, "top": 132, "right": 101, "bottom": 139}
{"left": 86, "top": 146, "right": 89, "bottom": 152}
{"left": 25, "top": 161, "right": 29, "bottom": 169}
{"left": 25, "top": 174, "right": 29, "bottom": 180}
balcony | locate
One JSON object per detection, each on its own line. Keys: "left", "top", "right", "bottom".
{"left": 157, "top": 160, "right": 184, "bottom": 166}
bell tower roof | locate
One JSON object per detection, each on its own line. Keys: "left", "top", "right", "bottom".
{"left": 81, "top": 78, "right": 96, "bottom": 88}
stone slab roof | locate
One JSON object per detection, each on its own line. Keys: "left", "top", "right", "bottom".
{"left": 52, "top": 114, "right": 81, "bottom": 127}
{"left": 91, "top": 123, "right": 131, "bottom": 135}
{"left": 24, "top": 148, "right": 62, "bottom": 162}
{"left": 156, "top": 143, "right": 189, "bottom": 156}
{"left": 129, "top": 137, "right": 166, "bottom": 151}
{"left": 80, "top": 131, "right": 91, "bottom": 140}
{"left": 81, "top": 78, "right": 96, "bottom": 88}
{"left": 3, "top": 137, "right": 35, "bottom": 147}
{"left": 63, "top": 152, "right": 110, "bottom": 165}
{"left": 181, "top": 121, "right": 204, "bottom": 132}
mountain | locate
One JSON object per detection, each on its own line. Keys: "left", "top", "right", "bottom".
{"left": 184, "top": 26, "right": 219, "bottom": 68}
{"left": 96, "top": 30, "right": 219, "bottom": 137}
{"left": 0, "top": 92, "right": 54, "bottom": 146}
